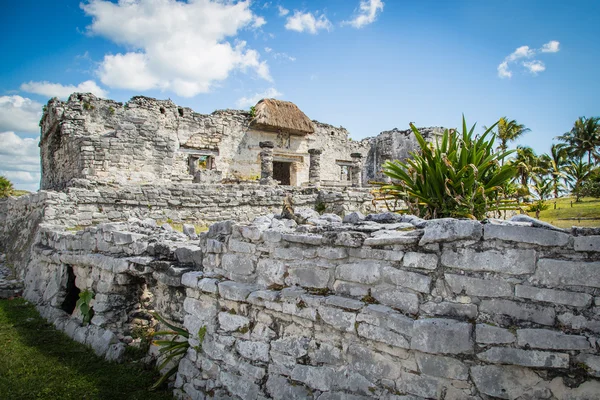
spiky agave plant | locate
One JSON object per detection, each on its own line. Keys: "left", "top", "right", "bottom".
{"left": 150, "top": 312, "right": 206, "bottom": 390}
{"left": 382, "top": 116, "right": 519, "bottom": 220}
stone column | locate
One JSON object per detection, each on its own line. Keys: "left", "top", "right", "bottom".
{"left": 259, "top": 141, "right": 275, "bottom": 185}
{"left": 350, "top": 153, "right": 362, "bottom": 187}
{"left": 308, "top": 148, "right": 322, "bottom": 187}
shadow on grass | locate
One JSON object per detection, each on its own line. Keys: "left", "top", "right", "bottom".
{"left": 0, "top": 298, "right": 174, "bottom": 400}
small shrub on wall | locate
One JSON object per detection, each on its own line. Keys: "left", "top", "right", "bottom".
{"left": 382, "top": 117, "right": 518, "bottom": 219}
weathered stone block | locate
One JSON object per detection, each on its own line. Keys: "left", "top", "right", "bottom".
{"left": 325, "top": 295, "right": 364, "bottom": 310}
{"left": 395, "top": 371, "right": 443, "bottom": 399}
{"left": 218, "top": 281, "right": 256, "bottom": 301}
{"left": 419, "top": 301, "right": 478, "bottom": 319}
{"left": 515, "top": 285, "right": 592, "bottom": 307}
{"left": 419, "top": 218, "right": 482, "bottom": 245}
{"left": 471, "top": 365, "right": 542, "bottom": 399}
{"left": 442, "top": 248, "right": 536, "bottom": 274}
{"left": 382, "top": 267, "right": 431, "bottom": 293}
{"left": 477, "top": 347, "right": 569, "bottom": 368}
{"left": 415, "top": 352, "right": 469, "bottom": 380}
{"left": 266, "top": 374, "right": 313, "bottom": 400}
{"left": 479, "top": 299, "right": 555, "bottom": 326}
{"left": 335, "top": 262, "right": 382, "bottom": 284}
{"left": 228, "top": 239, "right": 256, "bottom": 254}
{"left": 317, "top": 247, "right": 348, "bottom": 260}
{"left": 484, "top": 224, "right": 570, "bottom": 246}
{"left": 218, "top": 312, "right": 249, "bottom": 332}
{"left": 371, "top": 286, "right": 420, "bottom": 314}
{"left": 574, "top": 235, "right": 600, "bottom": 252}
{"left": 256, "top": 259, "right": 286, "bottom": 286}
{"left": 475, "top": 324, "right": 515, "bottom": 344}
{"left": 220, "top": 371, "right": 260, "bottom": 400}
{"left": 532, "top": 259, "right": 600, "bottom": 288}
{"left": 270, "top": 336, "right": 310, "bottom": 358}
{"left": 445, "top": 273, "right": 512, "bottom": 297}
{"left": 290, "top": 365, "right": 335, "bottom": 391}
{"left": 318, "top": 306, "right": 356, "bottom": 333}
{"left": 364, "top": 231, "right": 420, "bottom": 246}
{"left": 576, "top": 354, "right": 600, "bottom": 377}
{"left": 410, "top": 318, "right": 474, "bottom": 354}
{"left": 402, "top": 252, "right": 438, "bottom": 270}
{"left": 357, "top": 323, "right": 410, "bottom": 348}
{"left": 235, "top": 340, "right": 270, "bottom": 362}
{"left": 517, "top": 328, "right": 590, "bottom": 350}
{"left": 356, "top": 304, "right": 414, "bottom": 337}
{"left": 181, "top": 271, "right": 204, "bottom": 288}
{"left": 286, "top": 267, "right": 331, "bottom": 289}
{"left": 221, "top": 253, "right": 255, "bottom": 275}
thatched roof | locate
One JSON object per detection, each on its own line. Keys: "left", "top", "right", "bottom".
{"left": 250, "top": 99, "right": 315, "bottom": 135}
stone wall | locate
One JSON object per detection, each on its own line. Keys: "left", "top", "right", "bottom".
{"left": 0, "top": 183, "right": 377, "bottom": 276}
{"left": 20, "top": 212, "right": 600, "bottom": 399}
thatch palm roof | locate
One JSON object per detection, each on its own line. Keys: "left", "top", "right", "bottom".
{"left": 250, "top": 99, "right": 315, "bottom": 135}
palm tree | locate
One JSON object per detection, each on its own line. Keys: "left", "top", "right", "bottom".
{"left": 0, "top": 175, "right": 14, "bottom": 198}
{"left": 513, "top": 146, "right": 538, "bottom": 187}
{"left": 496, "top": 117, "right": 531, "bottom": 159}
{"left": 565, "top": 159, "right": 592, "bottom": 202}
{"left": 530, "top": 175, "right": 553, "bottom": 218}
{"left": 557, "top": 116, "right": 600, "bottom": 164}
{"left": 546, "top": 144, "right": 568, "bottom": 198}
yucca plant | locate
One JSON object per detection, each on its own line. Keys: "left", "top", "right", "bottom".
{"left": 150, "top": 312, "right": 206, "bottom": 390}
{"left": 381, "top": 116, "right": 519, "bottom": 220}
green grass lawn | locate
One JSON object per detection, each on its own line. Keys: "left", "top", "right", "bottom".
{"left": 0, "top": 298, "right": 173, "bottom": 400}
{"left": 526, "top": 196, "right": 600, "bottom": 228}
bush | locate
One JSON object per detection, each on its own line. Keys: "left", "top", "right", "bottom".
{"left": 0, "top": 175, "right": 14, "bottom": 198}
{"left": 579, "top": 168, "right": 600, "bottom": 198}
{"left": 381, "top": 117, "right": 518, "bottom": 219}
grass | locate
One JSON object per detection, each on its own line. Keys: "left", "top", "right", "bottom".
{"left": 526, "top": 196, "right": 600, "bottom": 228}
{"left": 0, "top": 298, "right": 173, "bottom": 400}
{"left": 157, "top": 221, "right": 209, "bottom": 234}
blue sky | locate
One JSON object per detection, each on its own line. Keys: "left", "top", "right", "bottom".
{"left": 1, "top": 0, "right": 599, "bottom": 191}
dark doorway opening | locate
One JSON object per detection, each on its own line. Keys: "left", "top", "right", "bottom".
{"left": 60, "top": 266, "right": 80, "bottom": 314}
{"left": 273, "top": 161, "right": 291, "bottom": 185}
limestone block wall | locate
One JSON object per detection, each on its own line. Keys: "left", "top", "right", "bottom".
{"left": 0, "top": 183, "right": 377, "bottom": 276}
{"left": 21, "top": 212, "right": 600, "bottom": 399}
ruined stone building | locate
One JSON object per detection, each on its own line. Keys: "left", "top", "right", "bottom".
{"left": 40, "top": 93, "right": 443, "bottom": 190}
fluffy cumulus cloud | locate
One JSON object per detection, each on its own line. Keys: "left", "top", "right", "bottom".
{"left": 277, "top": 5, "right": 289, "bottom": 16}
{"left": 20, "top": 80, "right": 108, "bottom": 99}
{"left": 541, "top": 40, "right": 560, "bottom": 53}
{"left": 81, "top": 0, "right": 271, "bottom": 97}
{"left": 0, "top": 131, "right": 41, "bottom": 192}
{"left": 497, "top": 40, "right": 560, "bottom": 78}
{"left": 236, "top": 87, "right": 282, "bottom": 108}
{"left": 285, "top": 11, "right": 332, "bottom": 34}
{"left": 343, "top": 0, "right": 384, "bottom": 28}
{"left": 0, "top": 95, "right": 43, "bottom": 134}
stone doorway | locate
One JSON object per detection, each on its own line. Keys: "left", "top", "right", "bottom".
{"left": 273, "top": 161, "right": 291, "bottom": 185}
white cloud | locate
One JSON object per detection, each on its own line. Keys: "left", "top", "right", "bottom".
{"left": 236, "top": 87, "right": 282, "bottom": 108}
{"left": 277, "top": 5, "right": 289, "bottom": 16}
{"left": 0, "top": 96, "right": 43, "bottom": 134}
{"left": 20, "top": 80, "right": 108, "bottom": 99}
{"left": 343, "top": 0, "right": 384, "bottom": 28}
{"left": 285, "top": 10, "right": 332, "bottom": 35}
{"left": 541, "top": 40, "right": 560, "bottom": 53}
{"left": 81, "top": 0, "right": 271, "bottom": 98}
{"left": 265, "top": 47, "right": 273, "bottom": 53}
{"left": 0, "top": 131, "right": 41, "bottom": 192}
{"left": 285, "top": 10, "right": 332, "bottom": 34}
{"left": 497, "top": 61, "right": 512, "bottom": 79}
{"left": 523, "top": 60, "right": 546, "bottom": 75}
{"left": 497, "top": 41, "right": 560, "bottom": 79}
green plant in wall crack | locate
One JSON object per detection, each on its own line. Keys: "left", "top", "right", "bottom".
{"left": 381, "top": 116, "right": 519, "bottom": 220}
{"left": 150, "top": 312, "right": 206, "bottom": 390}
{"left": 75, "top": 289, "right": 94, "bottom": 326}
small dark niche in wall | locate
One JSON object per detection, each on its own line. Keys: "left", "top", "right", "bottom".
{"left": 60, "top": 266, "right": 80, "bottom": 314}
{"left": 178, "top": 107, "right": 184, "bottom": 117}
{"left": 160, "top": 106, "right": 166, "bottom": 114}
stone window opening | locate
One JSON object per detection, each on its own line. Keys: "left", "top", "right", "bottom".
{"left": 340, "top": 165, "right": 351, "bottom": 181}
{"left": 60, "top": 265, "right": 80, "bottom": 315}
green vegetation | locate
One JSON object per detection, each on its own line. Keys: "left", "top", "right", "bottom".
{"left": 0, "top": 298, "right": 172, "bottom": 400}
{"left": 0, "top": 175, "right": 14, "bottom": 198}
{"left": 150, "top": 312, "right": 205, "bottom": 390}
{"left": 527, "top": 197, "right": 600, "bottom": 228}
{"left": 382, "top": 117, "right": 517, "bottom": 219}
{"left": 249, "top": 105, "right": 256, "bottom": 118}
{"left": 75, "top": 289, "right": 94, "bottom": 326}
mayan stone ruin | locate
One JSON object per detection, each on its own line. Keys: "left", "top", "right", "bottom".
{"left": 1, "top": 93, "right": 600, "bottom": 400}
